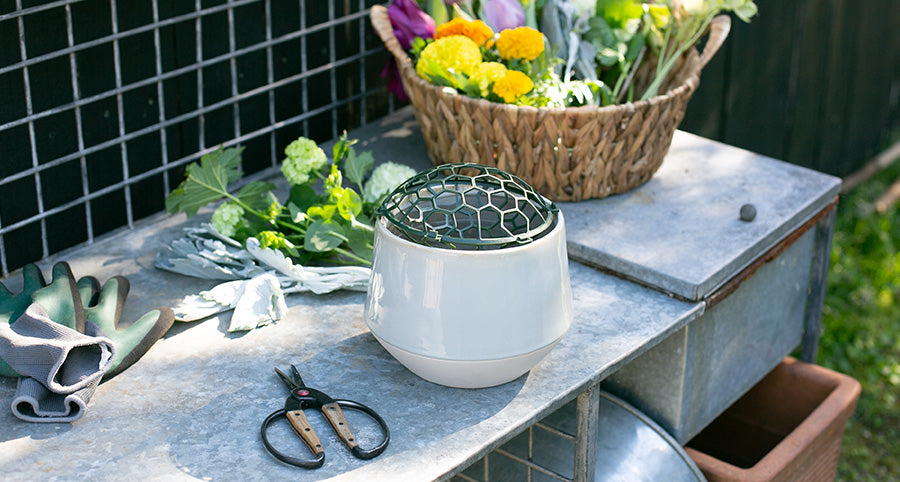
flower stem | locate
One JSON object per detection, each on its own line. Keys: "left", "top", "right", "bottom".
{"left": 334, "top": 247, "right": 372, "bottom": 266}
{"left": 641, "top": 14, "right": 714, "bottom": 101}
{"left": 222, "top": 193, "right": 305, "bottom": 235}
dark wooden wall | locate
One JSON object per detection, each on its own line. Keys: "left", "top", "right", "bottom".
{"left": 681, "top": 0, "right": 900, "bottom": 177}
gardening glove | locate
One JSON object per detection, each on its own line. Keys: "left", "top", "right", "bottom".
{"left": 0, "top": 263, "right": 86, "bottom": 378}
{"left": 0, "top": 303, "right": 114, "bottom": 423}
{"left": 0, "top": 303, "right": 113, "bottom": 393}
{"left": 76, "top": 274, "right": 175, "bottom": 379}
{"left": 11, "top": 376, "right": 100, "bottom": 423}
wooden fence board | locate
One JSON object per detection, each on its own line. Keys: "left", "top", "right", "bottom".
{"left": 784, "top": 0, "right": 835, "bottom": 173}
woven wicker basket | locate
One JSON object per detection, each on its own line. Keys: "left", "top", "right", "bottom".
{"left": 371, "top": 5, "right": 731, "bottom": 201}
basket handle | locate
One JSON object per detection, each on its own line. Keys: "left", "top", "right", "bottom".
{"left": 370, "top": 5, "right": 413, "bottom": 66}
{"left": 699, "top": 15, "right": 731, "bottom": 69}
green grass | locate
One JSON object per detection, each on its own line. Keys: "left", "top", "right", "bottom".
{"left": 819, "top": 161, "right": 900, "bottom": 480}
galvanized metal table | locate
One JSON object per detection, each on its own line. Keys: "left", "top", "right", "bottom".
{"left": 0, "top": 108, "right": 839, "bottom": 481}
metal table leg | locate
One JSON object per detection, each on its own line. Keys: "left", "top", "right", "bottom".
{"left": 574, "top": 385, "right": 601, "bottom": 482}
{"left": 801, "top": 206, "right": 837, "bottom": 363}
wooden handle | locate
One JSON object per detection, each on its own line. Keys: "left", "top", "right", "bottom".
{"left": 321, "top": 402, "right": 359, "bottom": 451}
{"left": 286, "top": 410, "right": 324, "bottom": 457}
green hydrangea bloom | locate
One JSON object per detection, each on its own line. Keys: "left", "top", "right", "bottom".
{"left": 363, "top": 162, "right": 417, "bottom": 203}
{"left": 281, "top": 137, "right": 327, "bottom": 186}
{"left": 210, "top": 202, "right": 245, "bottom": 238}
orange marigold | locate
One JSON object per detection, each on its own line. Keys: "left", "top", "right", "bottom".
{"left": 492, "top": 70, "right": 533, "bottom": 103}
{"left": 434, "top": 17, "right": 494, "bottom": 47}
{"left": 495, "top": 27, "right": 544, "bottom": 61}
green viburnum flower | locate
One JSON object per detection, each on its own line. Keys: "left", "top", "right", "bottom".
{"left": 363, "top": 162, "right": 417, "bottom": 203}
{"left": 281, "top": 137, "right": 327, "bottom": 186}
{"left": 256, "top": 230, "right": 291, "bottom": 250}
{"left": 210, "top": 202, "right": 245, "bottom": 237}
{"left": 265, "top": 201, "right": 282, "bottom": 221}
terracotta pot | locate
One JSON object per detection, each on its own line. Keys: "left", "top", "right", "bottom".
{"left": 685, "top": 357, "right": 860, "bottom": 482}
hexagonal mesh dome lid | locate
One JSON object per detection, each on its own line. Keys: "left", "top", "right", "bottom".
{"left": 378, "top": 163, "right": 559, "bottom": 250}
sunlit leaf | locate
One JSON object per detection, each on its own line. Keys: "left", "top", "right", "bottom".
{"left": 345, "top": 149, "right": 374, "bottom": 191}
{"left": 346, "top": 225, "right": 374, "bottom": 261}
{"left": 336, "top": 188, "right": 363, "bottom": 221}
{"left": 236, "top": 181, "right": 275, "bottom": 211}
{"left": 304, "top": 220, "right": 345, "bottom": 252}
{"left": 165, "top": 146, "right": 245, "bottom": 217}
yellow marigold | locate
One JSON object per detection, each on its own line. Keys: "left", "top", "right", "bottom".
{"left": 434, "top": 17, "right": 494, "bottom": 47}
{"left": 468, "top": 62, "right": 507, "bottom": 96}
{"left": 416, "top": 35, "right": 483, "bottom": 88}
{"left": 492, "top": 70, "right": 533, "bottom": 103}
{"left": 495, "top": 27, "right": 544, "bottom": 61}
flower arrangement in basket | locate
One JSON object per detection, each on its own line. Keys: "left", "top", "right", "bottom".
{"left": 373, "top": 0, "right": 757, "bottom": 201}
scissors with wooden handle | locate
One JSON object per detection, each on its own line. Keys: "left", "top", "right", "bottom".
{"left": 260, "top": 365, "right": 390, "bottom": 469}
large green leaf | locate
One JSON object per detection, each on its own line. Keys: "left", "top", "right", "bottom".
{"left": 346, "top": 225, "right": 374, "bottom": 262}
{"left": 344, "top": 149, "right": 374, "bottom": 191}
{"left": 336, "top": 188, "right": 363, "bottom": 221}
{"left": 165, "top": 146, "right": 245, "bottom": 217}
{"left": 236, "top": 181, "right": 275, "bottom": 211}
{"left": 288, "top": 184, "right": 319, "bottom": 212}
{"left": 304, "top": 220, "right": 346, "bottom": 253}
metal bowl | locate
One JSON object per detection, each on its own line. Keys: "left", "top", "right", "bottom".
{"left": 486, "top": 390, "right": 705, "bottom": 481}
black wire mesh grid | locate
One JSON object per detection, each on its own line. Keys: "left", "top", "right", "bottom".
{"left": 0, "top": 3, "right": 581, "bottom": 479}
{"left": 379, "top": 163, "right": 559, "bottom": 250}
{"left": 0, "top": 0, "right": 393, "bottom": 277}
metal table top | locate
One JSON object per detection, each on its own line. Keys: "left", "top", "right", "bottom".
{"left": 0, "top": 107, "right": 835, "bottom": 480}
{"left": 561, "top": 130, "right": 840, "bottom": 300}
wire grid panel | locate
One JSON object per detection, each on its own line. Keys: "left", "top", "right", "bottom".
{"left": 452, "top": 401, "right": 580, "bottom": 482}
{"left": 0, "top": 0, "right": 393, "bottom": 277}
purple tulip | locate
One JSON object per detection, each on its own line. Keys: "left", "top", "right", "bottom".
{"left": 482, "top": 0, "right": 525, "bottom": 32}
{"left": 388, "top": 0, "right": 436, "bottom": 51}
{"left": 381, "top": 58, "right": 408, "bottom": 101}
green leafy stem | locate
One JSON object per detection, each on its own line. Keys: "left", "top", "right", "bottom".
{"left": 165, "top": 134, "right": 385, "bottom": 267}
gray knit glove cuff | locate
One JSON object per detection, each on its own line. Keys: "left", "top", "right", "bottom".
{"left": 11, "top": 376, "right": 100, "bottom": 423}
{"left": 0, "top": 303, "right": 114, "bottom": 422}
{"left": 0, "top": 303, "right": 114, "bottom": 393}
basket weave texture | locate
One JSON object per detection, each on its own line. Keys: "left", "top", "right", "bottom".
{"left": 371, "top": 5, "right": 731, "bottom": 201}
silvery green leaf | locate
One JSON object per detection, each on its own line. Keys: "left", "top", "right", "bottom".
{"left": 197, "top": 223, "right": 244, "bottom": 247}
{"left": 575, "top": 34, "right": 599, "bottom": 81}
{"left": 541, "top": 0, "right": 567, "bottom": 61}
{"left": 172, "top": 294, "right": 233, "bottom": 322}
{"left": 565, "top": 31, "right": 581, "bottom": 81}
{"left": 228, "top": 273, "right": 288, "bottom": 332}
{"left": 155, "top": 224, "right": 265, "bottom": 280}
{"left": 246, "top": 238, "right": 370, "bottom": 294}
{"left": 154, "top": 255, "right": 244, "bottom": 281}
{"left": 172, "top": 279, "right": 246, "bottom": 321}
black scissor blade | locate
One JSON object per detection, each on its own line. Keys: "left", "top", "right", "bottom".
{"left": 274, "top": 367, "right": 300, "bottom": 391}
{"left": 290, "top": 364, "right": 307, "bottom": 388}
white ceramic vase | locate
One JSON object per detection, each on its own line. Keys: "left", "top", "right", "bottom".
{"left": 364, "top": 212, "right": 573, "bottom": 388}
